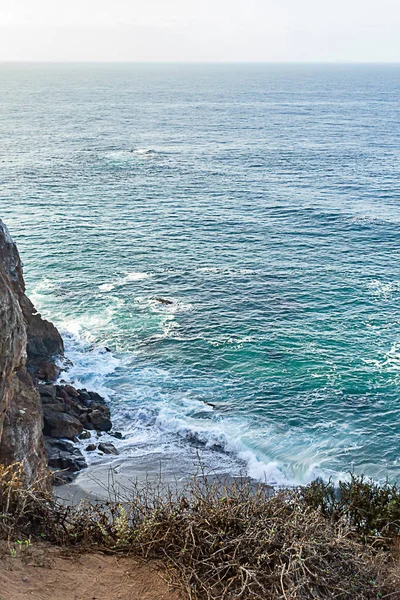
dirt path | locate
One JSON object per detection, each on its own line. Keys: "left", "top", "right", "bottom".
{"left": 0, "top": 545, "right": 181, "bottom": 600}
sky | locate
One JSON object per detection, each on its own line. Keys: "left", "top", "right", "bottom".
{"left": 1, "top": 0, "right": 400, "bottom": 63}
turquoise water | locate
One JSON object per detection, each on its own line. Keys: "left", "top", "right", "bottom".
{"left": 2, "top": 63, "right": 400, "bottom": 484}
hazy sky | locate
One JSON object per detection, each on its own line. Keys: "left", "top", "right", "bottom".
{"left": 1, "top": 0, "right": 400, "bottom": 63}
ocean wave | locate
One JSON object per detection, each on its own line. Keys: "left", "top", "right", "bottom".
{"left": 57, "top": 322, "right": 332, "bottom": 486}
{"left": 131, "top": 296, "right": 193, "bottom": 340}
{"left": 147, "top": 297, "right": 193, "bottom": 314}
{"left": 382, "top": 341, "right": 400, "bottom": 372}
{"left": 349, "top": 213, "right": 400, "bottom": 226}
{"left": 57, "top": 325, "right": 121, "bottom": 399}
{"left": 98, "top": 272, "right": 153, "bottom": 292}
{"left": 57, "top": 323, "right": 293, "bottom": 483}
{"left": 154, "top": 407, "right": 291, "bottom": 484}
{"left": 133, "top": 148, "right": 158, "bottom": 156}
{"left": 197, "top": 267, "right": 256, "bottom": 276}
{"left": 29, "top": 279, "right": 59, "bottom": 308}
{"left": 210, "top": 334, "right": 255, "bottom": 348}
{"left": 368, "top": 279, "right": 400, "bottom": 300}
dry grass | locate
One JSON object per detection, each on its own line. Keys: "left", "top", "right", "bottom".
{"left": 1, "top": 463, "right": 399, "bottom": 599}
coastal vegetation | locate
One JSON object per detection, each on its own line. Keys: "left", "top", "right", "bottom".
{"left": 1, "top": 463, "right": 400, "bottom": 599}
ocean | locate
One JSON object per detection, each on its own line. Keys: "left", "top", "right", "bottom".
{"left": 1, "top": 63, "right": 400, "bottom": 485}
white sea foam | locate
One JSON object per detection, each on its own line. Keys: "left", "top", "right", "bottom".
{"left": 130, "top": 296, "right": 194, "bottom": 340}
{"left": 123, "top": 272, "right": 152, "bottom": 282}
{"left": 350, "top": 214, "right": 400, "bottom": 226}
{"left": 29, "top": 279, "right": 59, "bottom": 309}
{"left": 98, "top": 283, "right": 115, "bottom": 292}
{"left": 382, "top": 341, "right": 400, "bottom": 372}
{"left": 210, "top": 335, "right": 255, "bottom": 348}
{"left": 134, "top": 148, "right": 157, "bottom": 156}
{"left": 147, "top": 297, "right": 193, "bottom": 314}
{"left": 151, "top": 404, "right": 301, "bottom": 485}
{"left": 57, "top": 324, "right": 121, "bottom": 399}
{"left": 56, "top": 321, "right": 326, "bottom": 486}
{"left": 56, "top": 320, "right": 295, "bottom": 483}
{"left": 369, "top": 279, "right": 400, "bottom": 300}
{"left": 197, "top": 267, "right": 256, "bottom": 276}
{"left": 98, "top": 272, "right": 152, "bottom": 292}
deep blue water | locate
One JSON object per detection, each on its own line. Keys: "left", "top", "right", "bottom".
{"left": 2, "top": 63, "right": 400, "bottom": 484}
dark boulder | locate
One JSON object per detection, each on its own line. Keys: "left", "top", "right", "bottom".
{"left": 43, "top": 410, "right": 83, "bottom": 439}
{"left": 43, "top": 402, "right": 65, "bottom": 413}
{"left": 40, "top": 383, "right": 112, "bottom": 435}
{"left": 98, "top": 442, "right": 118, "bottom": 455}
{"left": 38, "top": 384, "right": 57, "bottom": 399}
{"left": 45, "top": 437, "right": 87, "bottom": 483}
{"left": 29, "top": 359, "right": 61, "bottom": 382}
{"left": 89, "top": 391, "right": 106, "bottom": 403}
{"left": 155, "top": 297, "right": 173, "bottom": 305}
{"left": 63, "top": 385, "right": 80, "bottom": 398}
{"left": 85, "top": 443, "right": 97, "bottom": 452}
{"left": 77, "top": 390, "right": 91, "bottom": 404}
{"left": 88, "top": 409, "right": 112, "bottom": 432}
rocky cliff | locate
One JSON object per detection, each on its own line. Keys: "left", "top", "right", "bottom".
{"left": 0, "top": 220, "right": 115, "bottom": 485}
{"left": 0, "top": 220, "right": 64, "bottom": 483}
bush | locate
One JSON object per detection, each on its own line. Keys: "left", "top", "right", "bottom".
{"left": 302, "top": 474, "right": 400, "bottom": 544}
{"left": 0, "top": 463, "right": 399, "bottom": 599}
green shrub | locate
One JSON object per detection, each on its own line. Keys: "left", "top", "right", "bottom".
{"left": 302, "top": 474, "right": 400, "bottom": 544}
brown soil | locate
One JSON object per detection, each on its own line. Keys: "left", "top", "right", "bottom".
{"left": 0, "top": 544, "right": 181, "bottom": 600}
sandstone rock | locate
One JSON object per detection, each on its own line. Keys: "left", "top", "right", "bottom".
{"left": 0, "top": 365, "right": 48, "bottom": 483}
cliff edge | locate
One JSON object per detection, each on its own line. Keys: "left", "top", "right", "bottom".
{"left": 0, "top": 220, "right": 115, "bottom": 485}
{"left": 0, "top": 220, "right": 63, "bottom": 483}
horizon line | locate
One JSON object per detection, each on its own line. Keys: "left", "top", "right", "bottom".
{"left": 1, "top": 60, "right": 400, "bottom": 65}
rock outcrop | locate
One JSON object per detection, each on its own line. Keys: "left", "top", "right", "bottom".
{"left": 40, "top": 385, "right": 112, "bottom": 437}
{"left": 0, "top": 220, "right": 116, "bottom": 485}
{"left": 0, "top": 220, "right": 64, "bottom": 382}
{"left": 0, "top": 221, "right": 53, "bottom": 482}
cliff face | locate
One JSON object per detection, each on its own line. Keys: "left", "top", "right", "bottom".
{"left": 0, "top": 220, "right": 114, "bottom": 484}
{"left": 0, "top": 220, "right": 64, "bottom": 482}
{"left": 0, "top": 221, "right": 64, "bottom": 381}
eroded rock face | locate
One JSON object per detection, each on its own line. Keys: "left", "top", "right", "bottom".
{"left": 0, "top": 220, "right": 63, "bottom": 483}
{"left": 0, "top": 220, "right": 64, "bottom": 381}
{"left": 0, "top": 220, "right": 114, "bottom": 485}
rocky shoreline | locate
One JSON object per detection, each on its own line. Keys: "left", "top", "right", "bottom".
{"left": 40, "top": 382, "right": 119, "bottom": 483}
{"left": 0, "top": 219, "right": 117, "bottom": 485}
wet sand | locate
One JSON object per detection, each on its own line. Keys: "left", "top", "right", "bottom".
{"left": 56, "top": 453, "right": 270, "bottom": 505}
